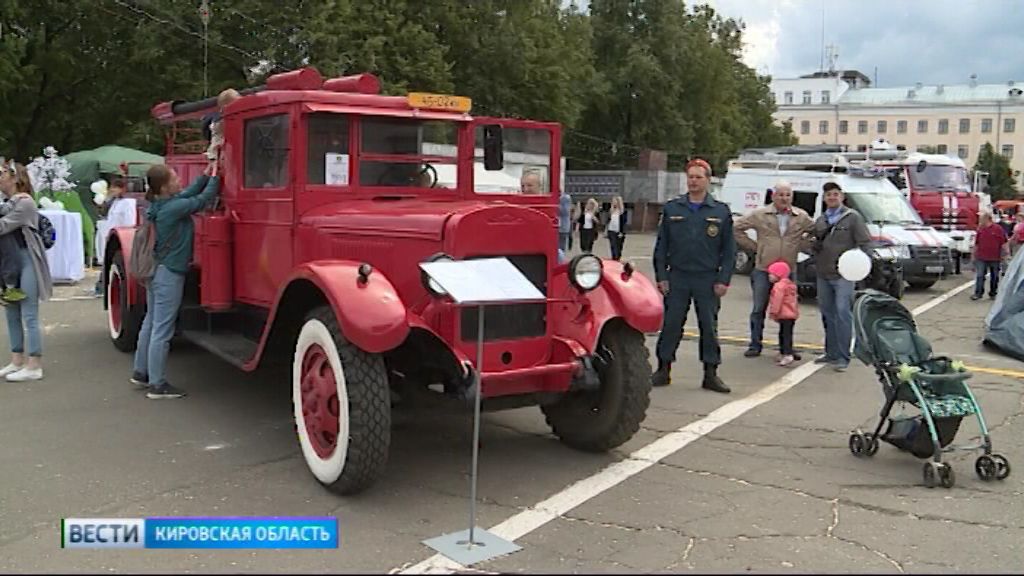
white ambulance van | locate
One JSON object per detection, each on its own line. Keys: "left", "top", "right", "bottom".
{"left": 717, "top": 148, "right": 956, "bottom": 294}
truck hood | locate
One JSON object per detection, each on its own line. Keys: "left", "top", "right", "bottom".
{"left": 300, "top": 200, "right": 482, "bottom": 241}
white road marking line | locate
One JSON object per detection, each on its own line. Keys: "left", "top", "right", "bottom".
{"left": 48, "top": 295, "right": 101, "bottom": 302}
{"left": 398, "top": 279, "right": 976, "bottom": 574}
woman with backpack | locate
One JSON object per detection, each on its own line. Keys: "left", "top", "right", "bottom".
{"left": 0, "top": 162, "right": 54, "bottom": 382}
{"left": 131, "top": 162, "right": 220, "bottom": 399}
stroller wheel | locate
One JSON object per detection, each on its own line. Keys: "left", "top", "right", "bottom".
{"left": 992, "top": 454, "right": 1011, "bottom": 480}
{"left": 976, "top": 455, "right": 998, "bottom": 481}
{"left": 923, "top": 462, "right": 938, "bottom": 488}
{"left": 939, "top": 464, "right": 955, "bottom": 488}
{"left": 863, "top": 433, "right": 879, "bottom": 456}
{"left": 848, "top": 432, "right": 866, "bottom": 457}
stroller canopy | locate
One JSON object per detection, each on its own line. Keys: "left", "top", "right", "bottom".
{"left": 984, "top": 247, "right": 1024, "bottom": 362}
{"left": 853, "top": 289, "right": 917, "bottom": 366}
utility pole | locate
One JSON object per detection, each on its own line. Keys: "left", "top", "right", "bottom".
{"left": 200, "top": 0, "right": 211, "bottom": 97}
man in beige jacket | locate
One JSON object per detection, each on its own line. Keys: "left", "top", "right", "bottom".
{"left": 733, "top": 181, "right": 815, "bottom": 357}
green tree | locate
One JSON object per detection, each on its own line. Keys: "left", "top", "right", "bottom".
{"left": 974, "top": 142, "right": 1019, "bottom": 200}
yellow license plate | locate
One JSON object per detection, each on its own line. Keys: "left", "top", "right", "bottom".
{"left": 407, "top": 92, "right": 472, "bottom": 113}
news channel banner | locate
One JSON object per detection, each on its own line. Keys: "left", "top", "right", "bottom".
{"left": 61, "top": 517, "right": 338, "bottom": 549}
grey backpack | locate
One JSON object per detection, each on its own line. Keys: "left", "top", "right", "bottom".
{"left": 129, "top": 220, "right": 159, "bottom": 282}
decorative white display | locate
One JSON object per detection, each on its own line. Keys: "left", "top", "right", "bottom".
{"left": 26, "top": 146, "right": 76, "bottom": 200}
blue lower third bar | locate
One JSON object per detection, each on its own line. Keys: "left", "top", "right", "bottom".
{"left": 145, "top": 517, "right": 338, "bottom": 549}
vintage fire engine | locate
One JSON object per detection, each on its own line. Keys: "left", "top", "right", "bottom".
{"left": 102, "top": 67, "right": 663, "bottom": 494}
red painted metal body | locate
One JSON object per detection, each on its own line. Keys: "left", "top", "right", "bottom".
{"left": 109, "top": 68, "right": 663, "bottom": 400}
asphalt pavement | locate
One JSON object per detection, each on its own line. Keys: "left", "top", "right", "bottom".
{"left": 1, "top": 234, "right": 1022, "bottom": 573}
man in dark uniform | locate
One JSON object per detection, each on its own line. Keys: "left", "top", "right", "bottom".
{"left": 651, "top": 158, "right": 736, "bottom": 393}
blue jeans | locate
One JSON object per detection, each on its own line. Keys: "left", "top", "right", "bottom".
{"left": 817, "top": 276, "right": 854, "bottom": 365}
{"left": 748, "top": 269, "right": 771, "bottom": 351}
{"left": 559, "top": 232, "right": 571, "bottom": 252}
{"left": 974, "top": 260, "right": 1000, "bottom": 297}
{"left": 133, "top": 265, "right": 186, "bottom": 386}
{"left": 5, "top": 248, "right": 42, "bottom": 357}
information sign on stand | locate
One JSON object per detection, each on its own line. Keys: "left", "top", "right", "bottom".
{"left": 418, "top": 257, "right": 545, "bottom": 566}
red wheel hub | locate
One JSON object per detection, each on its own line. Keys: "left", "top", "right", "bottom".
{"left": 300, "top": 344, "right": 340, "bottom": 459}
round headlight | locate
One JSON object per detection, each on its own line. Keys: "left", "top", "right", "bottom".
{"left": 569, "top": 254, "right": 603, "bottom": 291}
{"left": 421, "top": 253, "right": 455, "bottom": 296}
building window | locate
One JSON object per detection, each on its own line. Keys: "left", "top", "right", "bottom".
{"left": 1006, "top": 118, "right": 1017, "bottom": 133}
{"left": 957, "top": 145, "right": 969, "bottom": 159}
{"left": 937, "top": 144, "right": 948, "bottom": 155}
{"left": 982, "top": 118, "right": 993, "bottom": 133}
{"left": 1002, "top": 144, "right": 1015, "bottom": 159}
{"left": 819, "top": 120, "right": 829, "bottom": 134}
{"left": 877, "top": 120, "right": 887, "bottom": 134}
{"left": 784, "top": 91, "right": 793, "bottom": 105}
{"left": 897, "top": 120, "right": 907, "bottom": 134}
{"left": 938, "top": 119, "right": 949, "bottom": 134}
{"left": 801, "top": 120, "right": 810, "bottom": 135}
{"left": 839, "top": 120, "right": 848, "bottom": 134}
{"left": 821, "top": 90, "right": 831, "bottom": 104}
{"left": 959, "top": 119, "right": 970, "bottom": 134}
{"left": 858, "top": 120, "right": 868, "bottom": 134}
{"left": 917, "top": 119, "right": 928, "bottom": 133}
{"left": 802, "top": 91, "right": 812, "bottom": 104}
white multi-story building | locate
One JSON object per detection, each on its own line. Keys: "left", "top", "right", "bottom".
{"left": 770, "top": 71, "right": 1024, "bottom": 188}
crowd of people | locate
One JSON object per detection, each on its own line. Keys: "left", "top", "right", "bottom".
{"left": 557, "top": 192, "right": 629, "bottom": 260}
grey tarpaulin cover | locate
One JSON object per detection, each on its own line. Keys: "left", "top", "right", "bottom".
{"left": 984, "top": 247, "right": 1024, "bottom": 361}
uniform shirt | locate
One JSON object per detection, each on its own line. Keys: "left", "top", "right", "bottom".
{"left": 653, "top": 193, "right": 736, "bottom": 285}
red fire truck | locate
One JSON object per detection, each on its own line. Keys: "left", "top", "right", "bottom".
{"left": 102, "top": 67, "right": 663, "bottom": 494}
{"left": 849, "top": 143, "right": 986, "bottom": 260}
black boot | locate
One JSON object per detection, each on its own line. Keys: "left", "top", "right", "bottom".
{"left": 702, "top": 364, "right": 730, "bottom": 394}
{"left": 652, "top": 360, "right": 671, "bottom": 387}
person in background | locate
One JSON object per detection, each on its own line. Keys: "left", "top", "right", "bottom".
{"left": 0, "top": 162, "right": 54, "bottom": 382}
{"left": 605, "top": 196, "right": 628, "bottom": 261}
{"left": 733, "top": 180, "right": 814, "bottom": 358}
{"left": 202, "top": 88, "right": 241, "bottom": 161}
{"left": 651, "top": 158, "right": 735, "bottom": 393}
{"left": 811, "top": 182, "right": 871, "bottom": 372}
{"left": 131, "top": 161, "right": 221, "bottom": 399}
{"left": 93, "top": 181, "right": 128, "bottom": 295}
{"left": 971, "top": 211, "right": 1007, "bottom": 301}
{"left": 1011, "top": 212, "right": 1024, "bottom": 258}
{"left": 766, "top": 260, "right": 799, "bottom": 367}
{"left": 520, "top": 171, "right": 543, "bottom": 195}
{"left": 558, "top": 188, "right": 572, "bottom": 254}
{"left": 578, "top": 198, "right": 600, "bottom": 253}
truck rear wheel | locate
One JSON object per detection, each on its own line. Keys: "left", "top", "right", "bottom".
{"left": 542, "top": 323, "right": 651, "bottom": 452}
{"left": 108, "top": 252, "right": 142, "bottom": 352}
{"left": 293, "top": 306, "right": 390, "bottom": 495}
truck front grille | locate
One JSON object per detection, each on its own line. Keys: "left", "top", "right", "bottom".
{"left": 460, "top": 254, "right": 547, "bottom": 342}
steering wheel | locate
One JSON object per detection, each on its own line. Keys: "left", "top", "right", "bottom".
{"left": 416, "top": 164, "right": 438, "bottom": 188}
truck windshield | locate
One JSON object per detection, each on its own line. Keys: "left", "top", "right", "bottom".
{"left": 359, "top": 117, "right": 458, "bottom": 189}
{"left": 846, "top": 192, "right": 923, "bottom": 225}
{"left": 909, "top": 165, "right": 971, "bottom": 192}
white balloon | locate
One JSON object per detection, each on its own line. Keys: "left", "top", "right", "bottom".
{"left": 838, "top": 249, "right": 872, "bottom": 282}
{"left": 90, "top": 180, "right": 108, "bottom": 195}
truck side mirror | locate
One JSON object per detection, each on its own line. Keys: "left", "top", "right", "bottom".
{"left": 916, "top": 159, "right": 928, "bottom": 173}
{"left": 483, "top": 125, "right": 504, "bottom": 171}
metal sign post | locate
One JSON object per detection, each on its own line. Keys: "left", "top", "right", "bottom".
{"left": 418, "top": 258, "right": 543, "bottom": 566}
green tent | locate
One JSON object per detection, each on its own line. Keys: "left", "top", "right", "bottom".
{"left": 62, "top": 146, "right": 163, "bottom": 265}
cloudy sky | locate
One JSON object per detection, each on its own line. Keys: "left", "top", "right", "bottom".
{"left": 702, "top": 0, "right": 1022, "bottom": 87}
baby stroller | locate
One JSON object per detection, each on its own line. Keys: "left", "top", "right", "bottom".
{"left": 848, "top": 289, "right": 1011, "bottom": 488}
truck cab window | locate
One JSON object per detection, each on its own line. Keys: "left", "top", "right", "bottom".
{"left": 244, "top": 114, "right": 290, "bottom": 188}
{"left": 359, "top": 118, "right": 457, "bottom": 188}
{"left": 307, "top": 113, "right": 351, "bottom": 186}
{"left": 473, "top": 126, "right": 552, "bottom": 195}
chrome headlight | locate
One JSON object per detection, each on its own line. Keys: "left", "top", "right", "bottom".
{"left": 421, "top": 253, "right": 455, "bottom": 296}
{"left": 872, "top": 247, "right": 897, "bottom": 261}
{"left": 569, "top": 254, "right": 603, "bottom": 291}
{"left": 894, "top": 244, "right": 911, "bottom": 259}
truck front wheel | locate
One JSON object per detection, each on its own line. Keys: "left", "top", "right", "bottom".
{"left": 293, "top": 307, "right": 391, "bottom": 495}
{"left": 108, "top": 252, "right": 142, "bottom": 352}
{"left": 542, "top": 323, "right": 652, "bottom": 452}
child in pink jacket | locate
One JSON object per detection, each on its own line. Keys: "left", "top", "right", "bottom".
{"left": 767, "top": 260, "right": 799, "bottom": 367}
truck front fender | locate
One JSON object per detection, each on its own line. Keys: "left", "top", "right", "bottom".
{"left": 281, "top": 261, "right": 410, "bottom": 354}
{"left": 551, "top": 260, "right": 664, "bottom": 351}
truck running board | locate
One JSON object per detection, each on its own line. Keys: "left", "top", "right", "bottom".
{"left": 180, "top": 330, "right": 258, "bottom": 370}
